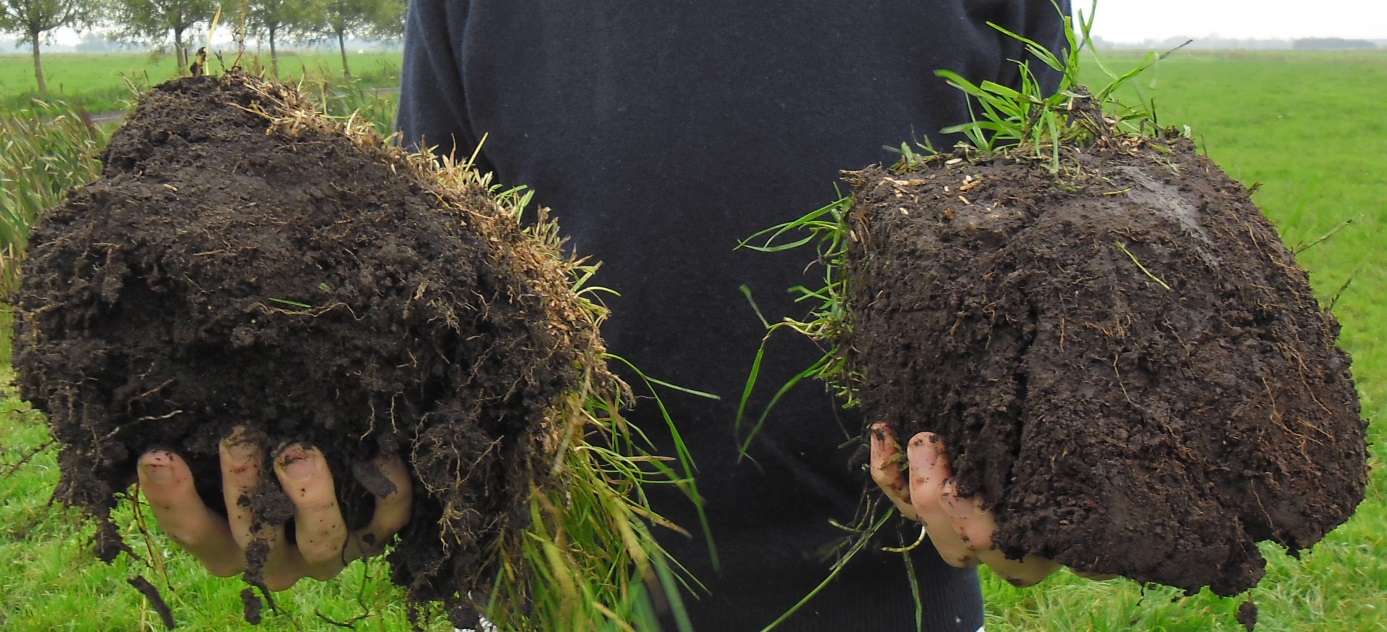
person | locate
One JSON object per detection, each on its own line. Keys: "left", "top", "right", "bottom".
{"left": 138, "top": 1, "right": 1075, "bottom": 628}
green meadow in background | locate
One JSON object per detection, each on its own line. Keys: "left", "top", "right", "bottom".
{"left": 1, "top": 49, "right": 1384, "bottom": 630}
{"left": 0, "top": 51, "right": 402, "bottom": 113}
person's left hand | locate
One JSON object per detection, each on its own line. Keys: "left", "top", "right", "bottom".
{"left": 868, "top": 423, "right": 1059, "bottom": 587}
{"left": 136, "top": 428, "right": 413, "bottom": 590}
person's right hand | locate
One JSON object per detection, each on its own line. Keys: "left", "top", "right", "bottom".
{"left": 136, "top": 428, "right": 414, "bottom": 590}
{"left": 868, "top": 423, "right": 1060, "bottom": 587}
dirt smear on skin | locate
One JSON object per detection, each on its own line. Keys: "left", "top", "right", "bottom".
{"left": 844, "top": 137, "right": 1367, "bottom": 598}
{"left": 13, "top": 74, "right": 607, "bottom": 626}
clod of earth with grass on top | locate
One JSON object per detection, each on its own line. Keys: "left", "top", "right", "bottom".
{"left": 743, "top": 13, "right": 1366, "bottom": 631}
{"left": 11, "top": 72, "right": 694, "bottom": 630}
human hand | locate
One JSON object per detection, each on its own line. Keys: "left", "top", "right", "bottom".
{"left": 868, "top": 423, "right": 1060, "bottom": 587}
{"left": 136, "top": 427, "right": 413, "bottom": 590}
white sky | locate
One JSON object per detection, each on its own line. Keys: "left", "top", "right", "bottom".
{"left": 31, "top": 2, "right": 1387, "bottom": 48}
{"left": 1085, "top": 0, "right": 1387, "bottom": 42}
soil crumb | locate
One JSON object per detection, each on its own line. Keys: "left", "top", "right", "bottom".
{"left": 1237, "top": 599, "right": 1258, "bottom": 630}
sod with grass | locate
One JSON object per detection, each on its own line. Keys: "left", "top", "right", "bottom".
{"left": 0, "top": 48, "right": 1383, "bottom": 632}
{"left": 5, "top": 72, "right": 696, "bottom": 630}
{"left": 741, "top": 13, "right": 1381, "bottom": 631}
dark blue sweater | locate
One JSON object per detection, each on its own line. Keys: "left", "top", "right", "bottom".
{"left": 397, "top": 2, "right": 1068, "bottom": 629}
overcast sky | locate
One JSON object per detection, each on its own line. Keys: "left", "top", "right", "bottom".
{"left": 1085, "top": 0, "right": 1387, "bottom": 42}
{"left": 28, "top": 1, "right": 1387, "bottom": 48}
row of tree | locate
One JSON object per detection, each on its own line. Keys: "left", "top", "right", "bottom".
{"left": 0, "top": 0, "right": 407, "bottom": 94}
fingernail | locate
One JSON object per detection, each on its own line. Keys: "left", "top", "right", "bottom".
{"left": 909, "top": 434, "right": 938, "bottom": 468}
{"left": 279, "top": 445, "right": 320, "bottom": 481}
{"left": 140, "top": 452, "right": 173, "bottom": 484}
{"left": 222, "top": 439, "right": 258, "bottom": 465}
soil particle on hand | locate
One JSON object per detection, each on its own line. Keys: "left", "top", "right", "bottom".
{"left": 13, "top": 74, "right": 607, "bottom": 625}
{"left": 844, "top": 139, "right": 1367, "bottom": 596}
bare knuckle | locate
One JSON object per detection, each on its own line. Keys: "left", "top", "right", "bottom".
{"left": 376, "top": 514, "right": 410, "bottom": 537}
{"left": 294, "top": 497, "right": 339, "bottom": 514}
{"left": 263, "top": 575, "right": 300, "bottom": 592}
{"left": 299, "top": 540, "right": 345, "bottom": 565}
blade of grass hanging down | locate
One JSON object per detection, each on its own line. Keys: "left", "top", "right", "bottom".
{"left": 650, "top": 541, "right": 696, "bottom": 632}
{"left": 733, "top": 285, "right": 774, "bottom": 451}
{"left": 504, "top": 386, "right": 701, "bottom": 632}
{"left": 735, "top": 193, "right": 857, "bottom": 460}
{"left": 737, "top": 353, "right": 832, "bottom": 460}
{"left": 757, "top": 506, "right": 897, "bottom": 632}
{"left": 605, "top": 354, "right": 719, "bottom": 572}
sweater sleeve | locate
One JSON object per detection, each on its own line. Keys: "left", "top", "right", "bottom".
{"left": 396, "top": 0, "right": 490, "bottom": 173}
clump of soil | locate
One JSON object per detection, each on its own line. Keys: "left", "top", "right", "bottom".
{"left": 844, "top": 136, "right": 1367, "bottom": 596}
{"left": 13, "top": 74, "right": 616, "bottom": 626}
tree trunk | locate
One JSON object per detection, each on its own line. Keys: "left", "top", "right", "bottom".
{"left": 30, "top": 32, "right": 47, "bottom": 94}
{"left": 269, "top": 27, "right": 279, "bottom": 78}
{"left": 338, "top": 31, "right": 351, "bottom": 79}
{"left": 175, "top": 29, "right": 187, "bottom": 75}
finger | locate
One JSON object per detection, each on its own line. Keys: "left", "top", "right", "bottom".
{"left": 908, "top": 433, "right": 977, "bottom": 567}
{"left": 939, "top": 478, "right": 996, "bottom": 550}
{"left": 1071, "top": 569, "right": 1118, "bottom": 581}
{"left": 977, "top": 548, "right": 1061, "bottom": 587}
{"left": 905, "top": 432, "right": 948, "bottom": 517}
{"left": 258, "top": 524, "right": 307, "bottom": 591}
{"left": 274, "top": 444, "right": 348, "bottom": 580}
{"left": 219, "top": 428, "right": 267, "bottom": 552}
{"left": 138, "top": 451, "right": 245, "bottom": 576}
{"left": 221, "top": 430, "right": 308, "bottom": 590}
{"left": 868, "top": 424, "right": 916, "bottom": 521}
{"left": 347, "top": 453, "right": 414, "bottom": 559}
{"left": 931, "top": 460, "right": 1062, "bottom": 585}
{"left": 921, "top": 512, "right": 977, "bottom": 567}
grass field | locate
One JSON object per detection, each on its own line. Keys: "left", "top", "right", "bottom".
{"left": 0, "top": 50, "right": 402, "bottom": 114}
{"left": 1, "top": 49, "right": 1385, "bottom": 630}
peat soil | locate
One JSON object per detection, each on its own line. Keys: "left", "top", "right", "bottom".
{"left": 844, "top": 138, "right": 1367, "bottom": 598}
{"left": 13, "top": 74, "right": 582, "bottom": 625}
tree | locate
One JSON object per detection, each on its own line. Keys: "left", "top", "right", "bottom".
{"left": 1293, "top": 37, "right": 1378, "bottom": 51}
{"left": 244, "top": 0, "right": 310, "bottom": 78}
{"left": 0, "top": 0, "right": 99, "bottom": 94}
{"left": 310, "top": 0, "right": 402, "bottom": 78}
{"left": 107, "top": 0, "right": 222, "bottom": 76}
{"left": 366, "top": 0, "right": 402, "bottom": 43}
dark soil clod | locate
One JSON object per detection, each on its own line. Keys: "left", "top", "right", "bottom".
{"left": 844, "top": 138, "right": 1368, "bottom": 596}
{"left": 13, "top": 74, "right": 607, "bottom": 626}
{"left": 126, "top": 576, "right": 175, "bottom": 630}
{"left": 1237, "top": 599, "right": 1259, "bottom": 631}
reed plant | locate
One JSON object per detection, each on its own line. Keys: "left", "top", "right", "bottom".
{"left": 0, "top": 100, "right": 107, "bottom": 297}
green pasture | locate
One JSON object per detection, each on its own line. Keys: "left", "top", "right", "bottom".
{"left": 1, "top": 49, "right": 1385, "bottom": 630}
{"left": 0, "top": 50, "right": 402, "bottom": 114}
